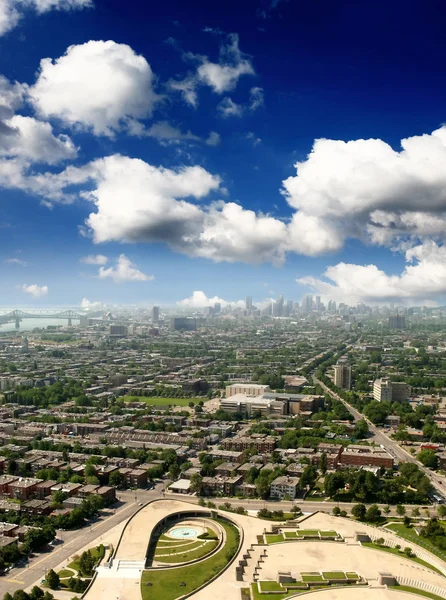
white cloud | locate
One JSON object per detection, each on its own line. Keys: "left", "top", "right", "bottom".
{"left": 298, "top": 241, "right": 446, "bottom": 304}
{"left": 80, "top": 297, "right": 102, "bottom": 310}
{"left": 249, "top": 86, "right": 264, "bottom": 111}
{"left": 0, "top": 115, "right": 77, "bottom": 163}
{"left": 128, "top": 120, "right": 220, "bottom": 147}
{"left": 282, "top": 126, "right": 446, "bottom": 255}
{"left": 0, "top": 0, "right": 92, "bottom": 36}
{"left": 217, "top": 97, "right": 243, "bottom": 118}
{"left": 98, "top": 254, "right": 154, "bottom": 283}
{"left": 197, "top": 34, "right": 254, "bottom": 93}
{"left": 81, "top": 254, "right": 108, "bottom": 265}
{"left": 178, "top": 290, "right": 244, "bottom": 308}
{"left": 168, "top": 34, "right": 254, "bottom": 106}
{"left": 29, "top": 40, "right": 158, "bottom": 136}
{"left": 22, "top": 283, "right": 48, "bottom": 297}
{"left": 4, "top": 258, "right": 27, "bottom": 266}
{"left": 0, "top": 76, "right": 27, "bottom": 118}
{"left": 246, "top": 132, "right": 262, "bottom": 146}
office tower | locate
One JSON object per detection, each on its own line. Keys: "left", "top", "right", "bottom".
{"left": 315, "top": 296, "right": 321, "bottom": 312}
{"left": 285, "top": 299, "right": 294, "bottom": 317}
{"left": 275, "top": 294, "right": 284, "bottom": 317}
{"left": 246, "top": 296, "right": 253, "bottom": 311}
{"left": 333, "top": 360, "right": 352, "bottom": 390}
{"left": 388, "top": 314, "right": 405, "bottom": 329}
{"left": 214, "top": 302, "right": 221, "bottom": 313}
{"left": 301, "top": 294, "right": 313, "bottom": 314}
{"left": 152, "top": 305, "right": 160, "bottom": 323}
{"left": 171, "top": 317, "right": 196, "bottom": 331}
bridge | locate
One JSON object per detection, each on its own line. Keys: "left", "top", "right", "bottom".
{"left": 0, "top": 309, "right": 83, "bottom": 328}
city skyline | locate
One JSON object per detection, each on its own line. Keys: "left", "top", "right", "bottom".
{"left": 1, "top": 1, "right": 446, "bottom": 307}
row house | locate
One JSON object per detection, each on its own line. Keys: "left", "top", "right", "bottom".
{"left": 339, "top": 445, "right": 393, "bottom": 469}
{"left": 201, "top": 475, "right": 243, "bottom": 496}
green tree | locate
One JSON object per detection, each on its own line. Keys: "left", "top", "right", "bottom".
{"left": 190, "top": 473, "right": 203, "bottom": 495}
{"left": 29, "top": 587, "right": 44, "bottom": 600}
{"left": 383, "top": 505, "right": 391, "bottom": 515}
{"left": 365, "top": 504, "right": 381, "bottom": 522}
{"left": 354, "top": 419, "right": 369, "bottom": 439}
{"left": 45, "top": 569, "right": 60, "bottom": 590}
{"left": 332, "top": 506, "right": 341, "bottom": 516}
{"left": 351, "top": 503, "right": 366, "bottom": 520}
{"left": 109, "top": 470, "right": 125, "bottom": 488}
{"left": 300, "top": 465, "right": 317, "bottom": 488}
{"left": 319, "top": 452, "right": 327, "bottom": 475}
{"left": 396, "top": 504, "right": 406, "bottom": 516}
{"left": 13, "top": 592, "right": 30, "bottom": 600}
{"left": 417, "top": 450, "right": 439, "bottom": 470}
{"left": 3, "top": 594, "right": 13, "bottom": 600}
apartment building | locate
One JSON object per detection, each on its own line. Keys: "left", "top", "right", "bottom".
{"left": 373, "top": 378, "right": 410, "bottom": 403}
{"left": 270, "top": 476, "right": 300, "bottom": 499}
{"left": 201, "top": 475, "right": 243, "bottom": 496}
{"left": 333, "top": 361, "right": 352, "bottom": 390}
{"left": 221, "top": 435, "right": 277, "bottom": 453}
{"left": 339, "top": 445, "right": 394, "bottom": 469}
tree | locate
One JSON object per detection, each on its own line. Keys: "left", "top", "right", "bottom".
{"left": 384, "top": 505, "right": 391, "bottom": 515}
{"left": 332, "top": 506, "right": 341, "bottom": 516}
{"left": 417, "top": 450, "right": 439, "bottom": 470}
{"left": 437, "top": 505, "right": 446, "bottom": 518}
{"left": 365, "top": 504, "right": 381, "bottom": 523}
{"left": 42, "top": 593, "right": 54, "bottom": 600}
{"left": 412, "top": 507, "right": 420, "bottom": 517}
{"left": 198, "top": 497, "right": 205, "bottom": 506}
{"left": 190, "top": 473, "right": 203, "bottom": 495}
{"left": 29, "top": 587, "right": 44, "bottom": 600}
{"left": 396, "top": 504, "right": 406, "bottom": 516}
{"left": 404, "top": 547, "right": 413, "bottom": 557}
{"left": 84, "top": 463, "right": 97, "bottom": 478}
{"left": 351, "top": 503, "right": 366, "bottom": 520}
{"left": 13, "top": 592, "right": 30, "bottom": 600}
{"left": 340, "top": 510, "right": 347, "bottom": 517}
{"left": 45, "top": 569, "right": 60, "bottom": 590}
{"left": 354, "top": 419, "right": 369, "bottom": 439}
{"left": 300, "top": 465, "right": 317, "bottom": 488}
{"left": 109, "top": 470, "right": 125, "bottom": 488}
{"left": 403, "top": 516, "right": 412, "bottom": 527}
{"left": 3, "top": 594, "right": 13, "bottom": 600}
{"left": 319, "top": 453, "right": 327, "bottom": 475}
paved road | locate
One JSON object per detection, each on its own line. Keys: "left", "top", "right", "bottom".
{"left": 313, "top": 375, "right": 446, "bottom": 497}
{"left": 1, "top": 483, "right": 165, "bottom": 596}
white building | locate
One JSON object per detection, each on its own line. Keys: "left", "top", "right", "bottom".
{"left": 225, "top": 383, "right": 270, "bottom": 398}
{"left": 219, "top": 394, "right": 284, "bottom": 418}
{"left": 270, "top": 476, "right": 300, "bottom": 499}
{"left": 373, "top": 378, "right": 410, "bottom": 403}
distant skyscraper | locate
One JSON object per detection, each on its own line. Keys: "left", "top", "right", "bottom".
{"left": 246, "top": 296, "right": 253, "bottom": 311}
{"left": 152, "top": 306, "right": 160, "bottom": 323}
{"left": 285, "top": 299, "right": 294, "bottom": 317}
{"left": 214, "top": 302, "right": 221, "bottom": 313}
{"left": 275, "top": 294, "right": 285, "bottom": 317}
{"left": 315, "top": 296, "right": 321, "bottom": 312}
{"left": 388, "top": 314, "right": 405, "bottom": 329}
{"left": 301, "top": 294, "right": 313, "bottom": 314}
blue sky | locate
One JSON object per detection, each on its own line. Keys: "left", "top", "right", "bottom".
{"left": 1, "top": 0, "right": 446, "bottom": 308}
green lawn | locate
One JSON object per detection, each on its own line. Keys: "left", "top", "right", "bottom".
{"left": 141, "top": 519, "right": 239, "bottom": 600}
{"left": 284, "top": 531, "right": 298, "bottom": 538}
{"left": 57, "top": 569, "right": 74, "bottom": 579}
{"left": 154, "top": 540, "right": 218, "bottom": 563}
{"left": 346, "top": 572, "right": 360, "bottom": 580}
{"left": 322, "top": 571, "right": 346, "bottom": 580}
{"left": 155, "top": 540, "right": 204, "bottom": 554}
{"left": 251, "top": 583, "right": 290, "bottom": 600}
{"left": 320, "top": 530, "right": 338, "bottom": 537}
{"left": 298, "top": 530, "right": 320, "bottom": 536}
{"left": 389, "top": 585, "right": 445, "bottom": 600}
{"left": 385, "top": 523, "right": 446, "bottom": 563}
{"left": 258, "top": 581, "right": 284, "bottom": 591}
{"left": 265, "top": 534, "right": 284, "bottom": 544}
{"left": 361, "top": 542, "right": 444, "bottom": 576}
{"left": 302, "top": 574, "right": 324, "bottom": 582}
{"left": 123, "top": 395, "right": 201, "bottom": 406}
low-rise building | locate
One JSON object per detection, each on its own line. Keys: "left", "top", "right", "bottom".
{"left": 270, "top": 476, "right": 300, "bottom": 499}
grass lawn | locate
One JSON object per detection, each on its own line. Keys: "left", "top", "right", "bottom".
{"left": 258, "top": 581, "right": 284, "bottom": 591}
{"left": 141, "top": 519, "right": 239, "bottom": 600}
{"left": 251, "top": 583, "right": 290, "bottom": 600}
{"left": 361, "top": 542, "right": 444, "bottom": 576}
{"left": 123, "top": 395, "right": 201, "bottom": 406}
{"left": 320, "top": 530, "right": 338, "bottom": 537}
{"left": 346, "top": 572, "right": 359, "bottom": 580}
{"left": 389, "top": 585, "right": 445, "bottom": 600}
{"left": 385, "top": 523, "right": 446, "bottom": 563}
{"left": 323, "top": 571, "right": 346, "bottom": 580}
{"left": 154, "top": 540, "right": 218, "bottom": 563}
{"left": 284, "top": 531, "right": 298, "bottom": 538}
{"left": 57, "top": 569, "right": 74, "bottom": 579}
{"left": 298, "top": 530, "right": 320, "bottom": 536}
{"left": 302, "top": 574, "right": 324, "bottom": 582}
{"left": 265, "top": 534, "right": 284, "bottom": 544}
{"left": 155, "top": 540, "right": 203, "bottom": 554}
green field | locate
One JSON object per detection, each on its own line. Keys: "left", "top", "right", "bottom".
{"left": 258, "top": 581, "right": 284, "bottom": 591}
{"left": 322, "top": 571, "right": 346, "bottom": 580}
{"left": 141, "top": 519, "right": 239, "bottom": 600}
{"left": 385, "top": 523, "right": 446, "bottom": 562}
{"left": 123, "top": 396, "right": 202, "bottom": 406}
{"left": 389, "top": 585, "right": 445, "bottom": 600}
{"left": 361, "top": 542, "right": 443, "bottom": 575}
{"left": 302, "top": 574, "right": 324, "bottom": 582}
{"left": 154, "top": 541, "right": 218, "bottom": 563}
{"left": 265, "top": 534, "right": 284, "bottom": 544}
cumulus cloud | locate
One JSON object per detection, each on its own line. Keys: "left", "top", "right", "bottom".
{"left": 29, "top": 40, "right": 158, "bottom": 136}
{"left": 98, "top": 254, "right": 154, "bottom": 283}
{"left": 178, "top": 290, "right": 244, "bottom": 308}
{"left": 80, "top": 297, "right": 103, "bottom": 310}
{"left": 298, "top": 242, "right": 446, "bottom": 304}
{"left": 0, "top": 115, "right": 77, "bottom": 163}
{"left": 81, "top": 254, "right": 108, "bottom": 265}
{"left": 0, "top": 0, "right": 92, "bottom": 36}
{"left": 4, "top": 258, "right": 27, "bottom": 266}
{"left": 22, "top": 283, "right": 48, "bottom": 297}
{"left": 282, "top": 126, "right": 446, "bottom": 255}
{"left": 168, "top": 33, "right": 254, "bottom": 106}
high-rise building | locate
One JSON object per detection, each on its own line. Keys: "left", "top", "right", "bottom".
{"left": 333, "top": 361, "right": 352, "bottom": 390}
{"left": 246, "top": 296, "right": 253, "bottom": 311}
{"left": 152, "top": 306, "right": 160, "bottom": 323}
{"left": 214, "top": 302, "right": 221, "bottom": 314}
{"left": 285, "top": 299, "right": 294, "bottom": 317}
{"left": 373, "top": 378, "right": 410, "bottom": 403}
{"left": 171, "top": 317, "right": 196, "bottom": 331}
{"left": 274, "top": 294, "right": 284, "bottom": 317}
{"left": 315, "top": 296, "right": 322, "bottom": 312}
{"left": 388, "top": 314, "right": 406, "bottom": 329}
{"left": 301, "top": 294, "right": 313, "bottom": 314}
